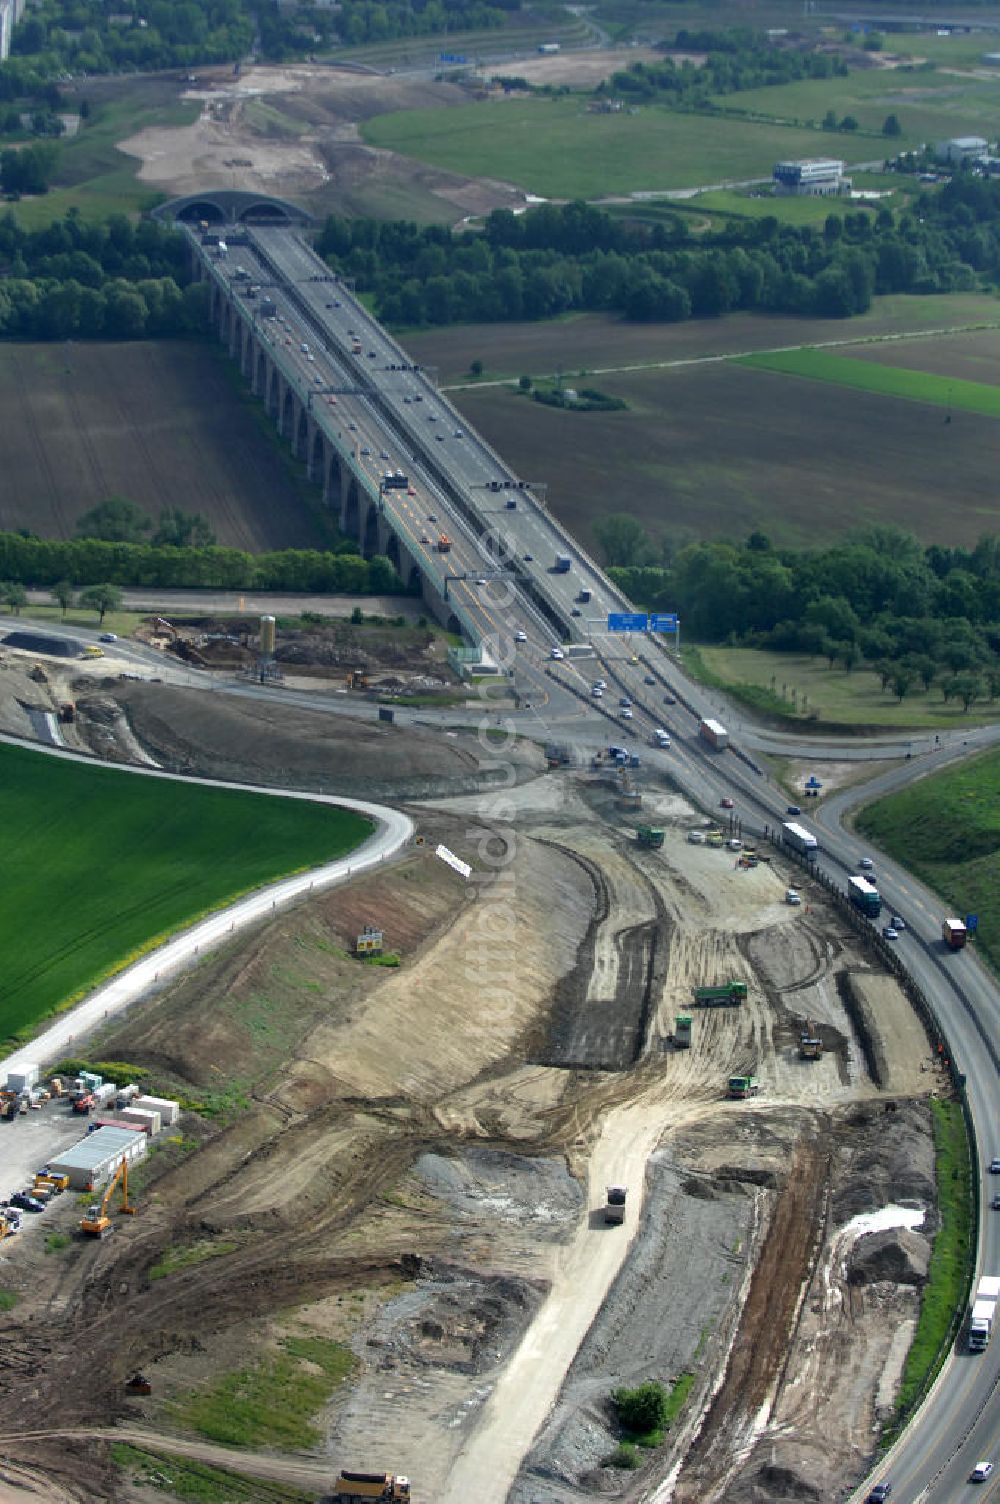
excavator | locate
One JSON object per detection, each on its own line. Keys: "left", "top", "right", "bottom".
{"left": 79, "top": 1157, "right": 137, "bottom": 1238}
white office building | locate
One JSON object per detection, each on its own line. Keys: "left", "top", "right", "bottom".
{"left": 773, "top": 158, "right": 849, "bottom": 196}
{"left": 936, "top": 136, "right": 990, "bottom": 164}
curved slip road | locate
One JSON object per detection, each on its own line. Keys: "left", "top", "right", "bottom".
{"left": 0, "top": 733, "right": 413, "bottom": 1083}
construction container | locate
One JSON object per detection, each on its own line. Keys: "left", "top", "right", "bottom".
{"left": 133, "top": 1095, "right": 180, "bottom": 1125}
{"left": 92, "top": 1117, "right": 155, "bottom": 1136}
{"left": 6, "top": 1065, "right": 38, "bottom": 1094}
{"left": 115, "top": 1085, "right": 141, "bottom": 1109}
{"left": 120, "top": 1107, "right": 161, "bottom": 1136}
{"left": 49, "top": 1127, "right": 146, "bottom": 1190}
{"left": 94, "top": 1083, "right": 117, "bottom": 1108}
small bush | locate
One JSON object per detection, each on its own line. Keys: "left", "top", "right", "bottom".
{"left": 613, "top": 1380, "right": 668, "bottom": 1436}
{"left": 604, "top": 1443, "right": 641, "bottom": 1470}
{"left": 0, "top": 1287, "right": 18, "bottom": 1310}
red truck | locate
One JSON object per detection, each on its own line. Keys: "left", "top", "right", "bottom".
{"left": 942, "top": 918, "right": 968, "bottom": 950}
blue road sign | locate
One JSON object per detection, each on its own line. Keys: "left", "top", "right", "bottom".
{"left": 966, "top": 914, "right": 979, "bottom": 932}
{"left": 608, "top": 612, "right": 648, "bottom": 633}
{"left": 649, "top": 613, "right": 679, "bottom": 633}
{"left": 805, "top": 776, "right": 823, "bottom": 788}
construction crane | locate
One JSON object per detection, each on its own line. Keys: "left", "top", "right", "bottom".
{"left": 80, "top": 1157, "right": 137, "bottom": 1238}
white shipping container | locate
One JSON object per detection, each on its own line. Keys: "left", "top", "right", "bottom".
{"left": 7, "top": 1064, "right": 39, "bottom": 1093}
{"left": 133, "top": 1095, "right": 180, "bottom": 1125}
{"left": 120, "top": 1107, "right": 161, "bottom": 1135}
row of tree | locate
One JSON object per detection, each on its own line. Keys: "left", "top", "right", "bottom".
{"left": 0, "top": 531, "right": 406, "bottom": 594}
{"left": 602, "top": 30, "right": 848, "bottom": 105}
{"left": 603, "top": 524, "right": 1000, "bottom": 705}
{"left": 317, "top": 179, "right": 1000, "bottom": 329}
{"left": 2, "top": 0, "right": 519, "bottom": 78}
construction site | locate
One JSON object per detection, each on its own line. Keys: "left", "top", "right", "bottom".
{"left": 0, "top": 659, "right": 947, "bottom": 1504}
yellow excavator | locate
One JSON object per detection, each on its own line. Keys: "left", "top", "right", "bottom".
{"left": 80, "top": 1158, "right": 137, "bottom": 1238}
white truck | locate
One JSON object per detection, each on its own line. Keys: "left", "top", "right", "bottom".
{"left": 782, "top": 821, "right": 819, "bottom": 859}
{"left": 969, "top": 1276, "right": 1000, "bottom": 1351}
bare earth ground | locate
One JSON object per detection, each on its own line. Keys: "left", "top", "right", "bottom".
{"left": 0, "top": 342, "right": 331, "bottom": 550}
{"left": 0, "top": 694, "right": 948, "bottom": 1504}
{"left": 446, "top": 357, "right": 1000, "bottom": 551}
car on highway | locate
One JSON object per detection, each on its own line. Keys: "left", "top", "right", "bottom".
{"left": 620, "top": 707, "right": 634, "bottom": 720}
{"left": 420, "top": 535, "right": 431, "bottom": 544}
{"left": 514, "top": 630, "right": 527, "bottom": 643}
{"left": 990, "top": 1158, "right": 1000, "bottom": 1174}
{"left": 890, "top": 914, "right": 905, "bottom": 930}
{"left": 307, "top": 353, "right": 315, "bottom": 362}
{"left": 787, "top": 804, "right": 802, "bottom": 816}
{"left": 360, "top": 446, "right": 371, "bottom": 456}
{"left": 571, "top": 607, "right": 581, "bottom": 617}
{"left": 348, "top": 421, "right": 357, "bottom": 431}
{"left": 866, "top": 1484, "right": 892, "bottom": 1502}
{"left": 663, "top": 692, "right": 677, "bottom": 704}
{"left": 428, "top": 413, "right": 438, "bottom": 421}
{"left": 644, "top": 674, "right": 656, "bottom": 685}
{"left": 453, "top": 429, "right": 463, "bottom": 438}
{"left": 380, "top": 449, "right": 390, "bottom": 460}
{"left": 300, "top": 342, "right": 309, "bottom": 352}
{"left": 436, "top": 433, "right": 445, "bottom": 441}
{"left": 991, "top": 1195, "right": 1000, "bottom": 1209}
{"left": 882, "top": 926, "right": 899, "bottom": 941}
{"left": 99, "top": 632, "right": 118, "bottom": 643}
{"left": 619, "top": 697, "right": 631, "bottom": 708}
{"left": 523, "top": 553, "right": 533, "bottom": 562}
{"left": 475, "top": 578, "right": 487, "bottom": 587}
{"left": 550, "top": 647, "right": 564, "bottom": 660}
{"left": 970, "top": 1462, "right": 994, "bottom": 1482}
{"left": 428, "top": 514, "right": 437, "bottom": 523}
{"left": 407, "top": 485, "right": 416, "bottom": 496}
{"left": 591, "top": 686, "right": 603, "bottom": 698}
{"left": 326, "top": 396, "right": 337, "bottom": 405}
{"left": 858, "top": 856, "right": 875, "bottom": 870}
{"left": 720, "top": 796, "right": 734, "bottom": 809}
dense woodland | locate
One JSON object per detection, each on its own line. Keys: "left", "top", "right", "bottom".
{"left": 2, "top": 0, "right": 518, "bottom": 78}
{"left": 318, "top": 178, "right": 1000, "bottom": 327}
{"left": 609, "top": 526, "right": 1000, "bottom": 707}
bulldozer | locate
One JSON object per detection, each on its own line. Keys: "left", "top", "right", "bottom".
{"left": 348, "top": 668, "right": 370, "bottom": 691}
{"left": 80, "top": 1157, "right": 136, "bottom": 1238}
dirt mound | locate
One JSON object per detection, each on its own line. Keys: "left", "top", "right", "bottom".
{"left": 726, "top": 1463, "right": 825, "bottom": 1502}
{"left": 114, "top": 680, "right": 543, "bottom": 797}
{"left": 848, "top": 1227, "right": 931, "bottom": 1286}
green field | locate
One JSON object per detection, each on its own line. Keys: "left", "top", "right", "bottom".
{"left": 0, "top": 743, "right": 371, "bottom": 1045}
{"left": 688, "top": 644, "right": 1000, "bottom": 729}
{"left": 361, "top": 96, "right": 887, "bottom": 198}
{"left": 737, "top": 348, "right": 1000, "bottom": 416}
{"left": 858, "top": 748, "right": 1000, "bottom": 976}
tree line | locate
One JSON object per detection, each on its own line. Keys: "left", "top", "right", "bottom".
{"left": 317, "top": 178, "right": 1000, "bottom": 329}
{"left": 600, "top": 29, "right": 848, "bottom": 106}
{"left": 0, "top": 531, "right": 407, "bottom": 595}
{"left": 604, "top": 523, "right": 1000, "bottom": 710}
{"left": 0, "top": 211, "right": 202, "bottom": 338}
{"left": 2, "top": 0, "right": 518, "bottom": 79}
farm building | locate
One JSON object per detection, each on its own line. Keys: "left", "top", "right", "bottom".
{"left": 48, "top": 1126, "right": 146, "bottom": 1190}
{"left": 773, "top": 159, "right": 849, "bottom": 196}
{"left": 936, "top": 136, "right": 990, "bottom": 164}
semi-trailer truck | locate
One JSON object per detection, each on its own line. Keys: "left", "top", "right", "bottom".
{"left": 943, "top": 918, "right": 968, "bottom": 950}
{"left": 969, "top": 1277, "right": 1000, "bottom": 1351}
{"left": 699, "top": 718, "right": 728, "bottom": 750}
{"left": 782, "top": 822, "right": 819, "bottom": 858}
{"left": 847, "top": 874, "right": 882, "bottom": 918}
{"left": 554, "top": 553, "right": 572, "bottom": 573}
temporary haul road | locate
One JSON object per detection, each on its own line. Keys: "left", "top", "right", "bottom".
{"left": 4, "top": 216, "right": 998, "bottom": 1499}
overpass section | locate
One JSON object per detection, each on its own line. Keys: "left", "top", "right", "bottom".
{"left": 182, "top": 217, "right": 634, "bottom": 655}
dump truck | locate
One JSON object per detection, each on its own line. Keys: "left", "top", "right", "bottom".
{"left": 969, "top": 1276, "right": 1000, "bottom": 1351}
{"left": 436, "top": 534, "right": 452, "bottom": 553}
{"left": 693, "top": 981, "right": 747, "bottom": 1006}
{"left": 637, "top": 826, "right": 665, "bottom": 849}
{"left": 728, "top": 1075, "right": 760, "bottom": 1099}
{"left": 604, "top": 1186, "right": 627, "bottom": 1225}
{"left": 943, "top": 918, "right": 968, "bottom": 950}
{"left": 799, "top": 1027, "right": 822, "bottom": 1060}
{"left": 333, "top": 1472, "right": 410, "bottom": 1504}
{"left": 674, "top": 1014, "right": 692, "bottom": 1049}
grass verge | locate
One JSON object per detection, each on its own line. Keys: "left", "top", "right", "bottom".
{"left": 0, "top": 1288, "right": 18, "bottom": 1310}
{"left": 149, "top": 1239, "right": 240, "bottom": 1281}
{"left": 887, "top": 1099, "right": 972, "bottom": 1439}
{"left": 111, "top": 1442, "right": 315, "bottom": 1503}
{"left": 0, "top": 742, "right": 372, "bottom": 1046}
{"left": 857, "top": 745, "right": 1000, "bottom": 975}
{"left": 170, "top": 1337, "right": 356, "bottom": 1449}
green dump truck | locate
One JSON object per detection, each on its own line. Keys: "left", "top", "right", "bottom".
{"left": 727, "top": 1075, "right": 760, "bottom": 1099}
{"left": 674, "top": 1014, "right": 692, "bottom": 1048}
{"left": 637, "top": 826, "right": 665, "bottom": 849}
{"left": 693, "top": 981, "right": 747, "bottom": 1006}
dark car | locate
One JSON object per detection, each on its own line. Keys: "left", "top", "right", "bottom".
{"left": 11, "top": 1191, "right": 44, "bottom": 1213}
{"left": 664, "top": 693, "right": 677, "bottom": 705}
{"left": 644, "top": 674, "right": 656, "bottom": 685}
{"left": 787, "top": 804, "right": 801, "bottom": 816}
{"left": 867, "top": 1485, "right": 892, "bottom": 1503}
{"left": 720, "top": 797, "right": 734, "bottom": 810}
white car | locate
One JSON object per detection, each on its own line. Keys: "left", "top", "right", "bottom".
{"left": 475, "top": 578, "right": 488, "bottom": 587}
{"left": 592, "top": 686, "right": 603, "bottom": 698}
{"left": 620, "top": 708, "right": 634, "bottom": 720}
{"left": 514, "top": 630, "right": 527, "bottom": 643}
{"left": 858, "top": 856, "right": 874, "bottom": 870}
{"left": 970, "top": 1462, "right": 993, "bottom": 1482}
{"left": 550, "top": 647, "right": 564, "bottom": 661}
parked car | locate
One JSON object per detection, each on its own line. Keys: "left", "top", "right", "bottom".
{"left": 11, "top": 1192, "right": 44, "bottom": 1213}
